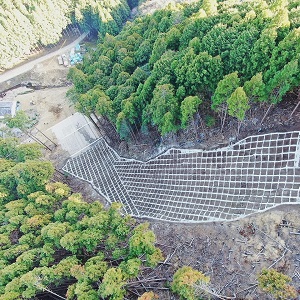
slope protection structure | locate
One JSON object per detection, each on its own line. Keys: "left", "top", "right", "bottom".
{"left": 62, "top": 131, "right": 300, "bottom": 222}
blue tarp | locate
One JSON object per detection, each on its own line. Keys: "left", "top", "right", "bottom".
{"left": 75, "top": 44, "right": 80, "bottom": 51}
{"left": 69, "top": 52, "right": 83, "bottom": 65}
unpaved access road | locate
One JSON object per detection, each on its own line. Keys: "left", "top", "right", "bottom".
{"left": 0, "top": 32, "right": 88, "bottom": 84}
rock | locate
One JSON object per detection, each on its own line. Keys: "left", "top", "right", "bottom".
{"left": 229, "top": 136, "right": 236, "bottom": 143}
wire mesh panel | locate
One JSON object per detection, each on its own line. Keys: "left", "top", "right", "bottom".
{"left": 62, "top": 131, "right": 300, "bottom": 222}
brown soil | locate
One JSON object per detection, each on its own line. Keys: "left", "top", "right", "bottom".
{"left": 148, "top": 205, "right": 300, "bottom": 299}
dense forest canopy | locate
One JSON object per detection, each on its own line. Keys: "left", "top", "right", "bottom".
{"left": 68, "top": 0, "right": 300, "bottom": 139}
{"left": 0, "top": 137, "right": 164, "bottom": 299}
{"left": 0, "top": 137, "right": 215, "bottom": 300}
{"left": 0, "top": 0, "right": 134, "bottom": 70}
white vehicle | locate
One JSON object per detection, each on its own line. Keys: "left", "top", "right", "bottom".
{"left": 57, "top": 55, "right": 63, "bottom": 65}
{"left": 61, "top": 54, "right": 69, "bottom": 67}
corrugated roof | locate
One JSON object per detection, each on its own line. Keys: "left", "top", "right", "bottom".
{"left": 0, "top": 101, "right": 17, "bottom": 118}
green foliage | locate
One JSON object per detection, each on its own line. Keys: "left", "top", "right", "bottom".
{"left": 66, "top": 0, "right": 300, "bottom": 138}
{"left": 250, "top": 27, "right": 278, "bottom": 75}
{"left": 258, "top": 268, "right": 297, "bottom": 300}
{"left": 171, "top": 266, "right": 210, "bottom": 300}
{"left": 175, "top": 50, "right": 223, "bottom": 96}
{"left": 0, "top": 139, "right": 54, "bottom": 203}
{"left": 146, "top": 248, "right": 164, "bottom": 268}
{"left": 14, "top": 144, "right": 43, "bottom": 162}
{"left": 73, "top": 281, "right": 98, "bottom": 300}
{"left": 54, "top": 256, "right": 80, "bottom": 278}
{"left": 211, "top": 72, "right": 240, "bottom": 111}
{"left": 149, "top": 35, "right": 168, "bottom": 68}
{"left": 266, "top": 59, "right": 299, "bottom": 104}
{"left": 0, "top": 138, "right": 41, "bottom": 162}
{"left": 181, "top": 96, "right": 202, "bottom": 128}
{"left": 202, "top": 0, "right": 218, "bottom": 16}
{"left": 265, "top": 28, "right": 300, "bottom": 83}
{"left": 120, "top": 258, "right": 142, "bottom": 279}
{"left": 227, "top": 87, "right": 249, "bottom": 121}
{"left": 0, "top": 160, "right": 54, "bottom": 198}
{"left": 0, "top": 234, "right": 11, "bottom": 250}
{"left": 45, "top": 182, "right": 71, "bottom": 200}
{"left": 25, "top": 214, "right": 52, "bottom": 231}
{"left": 0, "top": 0, "right": 130, "bottom": 70}
{"left": 136, "top": 40, "right": 153, "bottom": 65}
{"left": 129, "top": 223, "right": 156, "bottom": 255}
{"left": 166, "top": 27, "right": 181, "bottom": 51}
{"left": 4, "top": 111, "right": 33, "bottom": 131}
{"left": 228, "top": 26, "right": 259, "bottom": 76}
{"left": 41, "top": 222, "right": 71, "bottom": 247}
{"left": 138, "top": 291, "right": 159, "bottom": 300}
{"left": 0, "top": 138, "right": 18, "bottom": 160}
{"left": 0, "top": 138, "right": 163, "bottom": 299}
{"left": 146, "top": 84, "right": 179, "bottom": 135}
{"left": 129, "top": 223, "right": 163, "bottom": 266}
{"left": 84, "top": 255, "right": 108, "bottom": 283}
{"left": 205, "top": 115, "right": 216, "bottom": 127}
{"left": 99, "top": 268, "right": 126, "bottom": 300}
{"left": 243, "top": 73, "right": 266, "bottom": 103}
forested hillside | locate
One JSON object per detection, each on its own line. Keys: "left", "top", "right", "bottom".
{"left": 2, "top": 138, "right": 296, "bottom": 299}
{"left": 68, "top": 0, "right": 300, "bottom": 139}
{"left": 0, "top": 0, "right": 134, "bottom": 70}
{"left": 0, "top": 137, "right": 165, "bottom": 299}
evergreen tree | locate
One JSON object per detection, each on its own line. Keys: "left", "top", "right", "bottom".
{"left": 0, "top": 0, "right": 130, "bottom": 70}
{"left": 146, "top": 84, "right": 179, "bottom": 135}
{"left": 212, "top": 72, "right": 240, "bottom": 131}
{"left": 227, "top": 87, "right": 250, "bottom": 133}
{"left": 66, "top": 0, "right": 300, "bottom": 139}
{"left": 243, "top": 73, "right": 266, "bottom": 103}
{"left": 180, "top": 96, "right": 202, "bottom": 128}
{"left": 0, "top": 139, "right": 163, "bottom": 300}
{"left": 266, "top": 59, "right": 299, "bottom": 104}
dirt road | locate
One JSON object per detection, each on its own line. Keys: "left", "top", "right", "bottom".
{"left": 0, "top": 32, "right": 88, "bottom": 84}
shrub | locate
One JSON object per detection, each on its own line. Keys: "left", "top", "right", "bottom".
{"left": 258, "top": 268, "right": 297, "bottom": 300}
{"left": 171, "top": 266, "right": 210, "bottom": 300}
